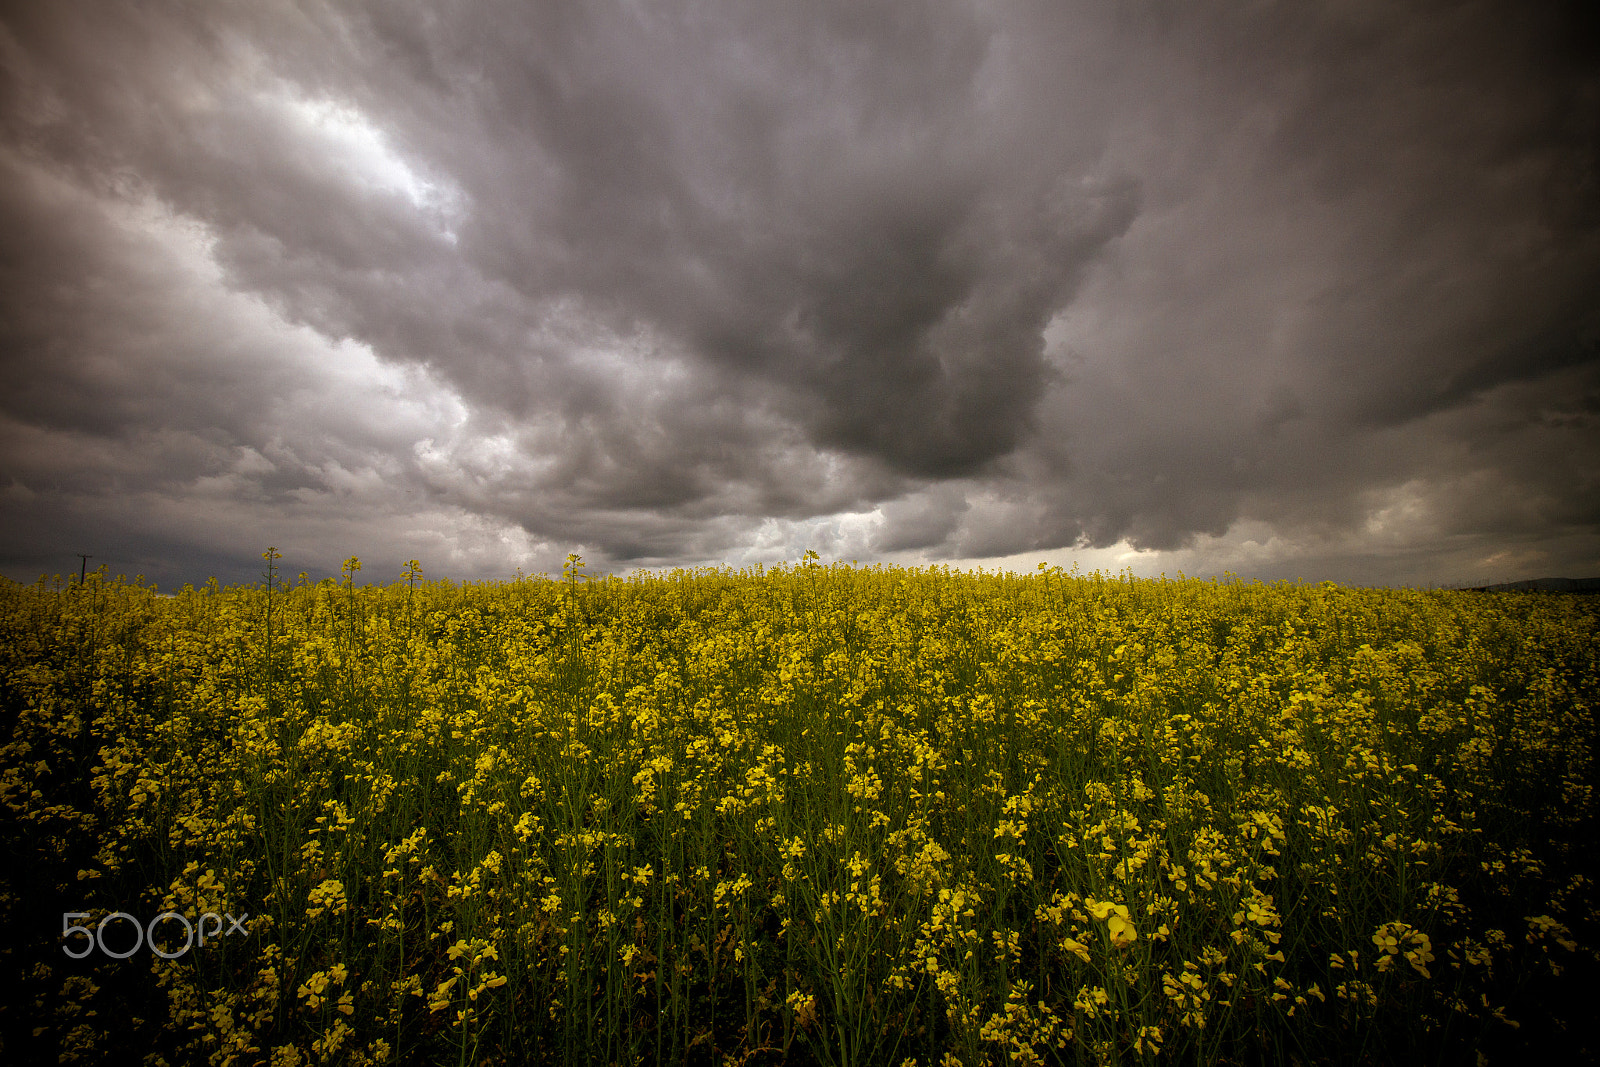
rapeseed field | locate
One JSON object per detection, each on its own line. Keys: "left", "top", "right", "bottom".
{"left": 1, "top": 555, "right": 1595, "bottom": 1065}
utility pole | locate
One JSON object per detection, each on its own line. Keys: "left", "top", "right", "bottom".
{"left": 77, "top": 553, "right": 92, "bottom": 589}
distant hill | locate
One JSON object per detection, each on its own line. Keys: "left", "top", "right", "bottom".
{"left": 1463, "top": 576, "right": 1600, "bottom": 593}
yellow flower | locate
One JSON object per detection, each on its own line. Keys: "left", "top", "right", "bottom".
{"left": 1086, "top": 898, "right": 1137, "bottom": 947}
{"left": 1060, "top": 938, "right": 1092, "bottom": 963}
{"left": 1107, "top": 914, "right": 1138, "bottom": 948}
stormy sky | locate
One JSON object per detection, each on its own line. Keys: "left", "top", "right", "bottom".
{"left": 2, "top": 0, "right": 1597, "bottom": 590}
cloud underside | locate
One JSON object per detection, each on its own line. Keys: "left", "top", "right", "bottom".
{"left": 1, "top": 0, "right": 1597, "bottom": 586}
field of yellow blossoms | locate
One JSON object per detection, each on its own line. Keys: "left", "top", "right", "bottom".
{"left": 2, "top": 554, "right": 1596, "bottom": 1065}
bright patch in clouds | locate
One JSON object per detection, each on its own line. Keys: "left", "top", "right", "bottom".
{"left": 274, "top": 90, "right": 465, "bottom": 239}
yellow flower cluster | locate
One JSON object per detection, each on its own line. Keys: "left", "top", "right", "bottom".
{"left": 1, "top": 559, "right": 1595, "bottom": 1064}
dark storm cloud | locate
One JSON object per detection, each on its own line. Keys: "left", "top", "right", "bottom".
{"left": 919, "top": 0, "right": 1600, "bottom": 574}
{"left": 1, "top": 0, "right": 1598, "bottom": 586}
{"left": 328, "top": 0, "right": 1137, "bottom": 476}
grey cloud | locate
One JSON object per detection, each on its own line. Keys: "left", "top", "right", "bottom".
{"left": 8, "top": 0, "right": 1132, "bottom": 481}
{"left": 2, "top": 0, "right": 1598, "bottom": 587}
{"left": 872, "top": 485, "right": 971, "bottom": 553}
